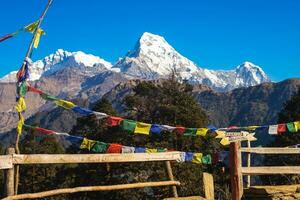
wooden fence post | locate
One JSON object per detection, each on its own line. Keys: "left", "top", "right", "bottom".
{"left": 246, "top": 140, "right": 251, "bottom": 188}
{"left": 5, "top": 148, "right": 15, "bottom": 197}
{"left": 165, "top": 161, "right": 178, "bottom": 197}
{"left": 203, "top": 172, "right": 214, "bottom": 200}
{"left": 229, "top": 142, "right": 243, "bottom": 200}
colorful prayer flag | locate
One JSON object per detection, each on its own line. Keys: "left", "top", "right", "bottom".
{"left": 33, "top": 28, "right": 45, "bottom": 48}
{"left": 185, "top": 152, "right": 194, "bottom": 162}
{"left": 15, "top": 97, "right": 26, "bottom": 113}
{"left": 196, "top": 128, "right": 208, "bottom": 136}
{"left": 134, "top": 122, "right": 151, "bottom": 135}
{"left": 54, "top": 99, "right": 76, "bottom": 110}
{"left": 107, "top": 116, "right": 123, "bottom": 126}
{"left": 287, "top": 122, "right": 297, "bottom": 132}
{"left": 277, "top": 124, "right": 286, "bottom": 133}
{"left": 107, "top": 143, "right": 122, "bottom": 153}
{"left": 268, "top": 125, "right": 278, "bottom": 135}
{"left": 192, "top": 153, "right": 203, "bottom": 164}
{"left": 202, "top": 154, "right": 212, "bottom": 165}
{"left": 146, "top": 148, "right": 158, "bottom": 153}
{"left": 150, "top": 124, "right": 162, "bottom": 135}
{"left": 16, "top": 114, "right": 24, "bottom": 135}
{"left": 121, "top": 119, "right": 137, "bottom": 133}
{"left": 122, "top": 146, "right": 135, "bottom": 153}
{"left": 294, "top": 121, "right": 300, "bottom": 132}
{"left": 175, "top": 126, "right": 185, "bottom": 134}
{"left": 72, "top": 106, "right": 93, "bottom": 115}
{"left": 91, "top": 141, "right": 108, "bottom": 153}
{"left": 134, "top": 147, "right": 146, "bottom": 153}
{"left": 184, "top": 128, "right": 197, "bottom": 136}
{"left": 80, "top": 138, "right": 97, "bottom": 150}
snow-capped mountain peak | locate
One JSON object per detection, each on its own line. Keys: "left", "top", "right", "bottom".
{"left": 0, "top": 49, "right": 112, "bottom": 82}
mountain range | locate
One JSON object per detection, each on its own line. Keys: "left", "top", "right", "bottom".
{"left": 0, "top": 32, "right": 298, "bottom": 143}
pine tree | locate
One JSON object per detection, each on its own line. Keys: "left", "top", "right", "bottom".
{"left": 263, "top": 89, "right": 300, "bottom": 185}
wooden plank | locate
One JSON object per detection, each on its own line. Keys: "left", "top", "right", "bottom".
{"left": 203, "top": 173, "right": 214, "bottom": 200}
{"left": 229, "top": 142, "right": 243, "bottom": 200}
{"left": 241, "top": 147, "right": 300, "bottom": 154}
{"left": 242, "top": 166, "right": 300, "bottom": 175}
{"left": 245, "top": 140, "right": 251, "bottom": 188}
{"left": 3, "top": 181, "right": 180, "bottom": 200}
{"left": 12, "top": 152, "right": 183, "bottom": 164}
{"left": 5, "top": 148, "right": 15, "bottom": 197}
{"left": 165, "top": 161, "right": 178, "bottom": 197}
{"left": 0, "top": 155, "right": 13, "bottom": 169}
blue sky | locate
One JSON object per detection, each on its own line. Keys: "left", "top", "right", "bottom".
{"left": 0, "top": 0, "right": 299, "bottom": 81}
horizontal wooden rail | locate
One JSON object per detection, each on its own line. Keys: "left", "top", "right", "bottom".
{"left": 2, "top": 181, "right": 180, "bottom": 200}
{"left": 241, "top": 147, "right": 300, "bottom": 154}
{"left": 241, "top": 166, "right": 300, "bottom": 175}
{"left": 0, "top": 152, "right": 183, "bottom": 169}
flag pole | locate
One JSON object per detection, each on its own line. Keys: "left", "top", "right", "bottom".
{"left": 14, "top": 0, "right": 54, "bottom": 195}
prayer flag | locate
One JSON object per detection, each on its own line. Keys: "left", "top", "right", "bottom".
{"left": 16, "top": 114, "right": 24, "bottom": 135}
{"left": 91, "top": 142, "right": 108, "bottom": 153}
{"left": 107, "top": 143, "right": 122, "bottom": 153}
{"left": 157, "top": 148, "right": 167, "bottom": 152}
{"left": 175, "top": 126, "right": 185, "bottom": 134}
{"left": 277, "top": 124, "right": 286, "bottom": 133}
{"left": 27, "top": 86, "right": 43, "bottom": 94}
{"left": 220, "top": 138, "right": 230, "bottom": 146}
{"left": 121, "top": 119, "right": 137, "bottom": 133}
{"left": 287, "top": 122, "right": 297, "bottom": 132}
{"left": 150, "top": 124, "right": 162, "bottom": 135}
{"left": 268, "top": 125, "right": 278, "bottom": 135}
{"left": 246, "top": 126, "right": 259, "bottom": 131}
{"left": 34, "top": 127, "right": 55, "bottom": 135}
{"left": 184, "top": 128, "right": 197, "bottom": 136}
{"left": 72, "top": 106, "right": 93, "bottom": 115}
{"left": 15, "top": 97, "right": 26, "bottom": 113}
{"left": 135, "top": 147, "right": 146, "bottom": 153}
{"left": 161, "top": 125, "right": 176, "bottom": 132}
{"left": 107, "top": 116, "right": 123, "bottom": 126}
{"left": 54, "top": 99, "right": 76, "bottom": 110}
{"left": 0, "top": 34, "right": 13, "bottom": 42}
{"left": 122, "top": 146, "right": 135, "bottom": 153}
{"left": 80, "top": 138, "right": 96, "bottom": 150}
{"left": 24, "top": 21, "right": 39, "bottom": 33}
{"left": 202, "top": 155, "right": 212, "bottom": 165}
{"left": 196, "top": 128, "right": 208, "bottom": 136}
{"left": 33, "top": 28, "right": 45, "bottom": 48}
{"left": 207, "top": 125, "right": 217, "bottom": 131}
{"left": 40, "top": 93, "right": 59, "bottom": 101}
{"left": 134, "top": 122, "right": 151, "bottom": 135}
{"left": 294, "top": 121, "right": 300, "bottom": 132}
{"left": 146, "top": 148, "right": 158, "bottom": 153}
{"left": 18, "top": 82, "right": 27, "bottom": 97}
{"left": 192, "top": 153, "right": 203, "bottom": 164}
{"left": 64, "top": 135, "right": 83, "bottom": 147}
{"left": 185, "top": 152, "right": 194, "bottom": 162}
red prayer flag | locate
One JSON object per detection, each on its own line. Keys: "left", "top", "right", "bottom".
{"left": 175, "top": 126, "right": 186, "bottom": 134}
{"left": 277, "top": 124, "right": 286, "bottom": 133}
{"left": 0, "top": 34, "right": 13, "bottom": 42}
{"left": 34, "top": 127, "right": 55, "bottom": 135}
{"left": 107, "top": 116, "right": 123, "bottom": 126}
{"left": 27, "top": 86, "right": 43, "bottom": 94}
{"left": 107, "top": 143, "right": 122, "bottom": 153}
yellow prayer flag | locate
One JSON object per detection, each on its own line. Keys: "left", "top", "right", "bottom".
{"left": 24, "top": 21, "right": 38, "bottom": 33}
{"left": 247, "top": 126, "right": 259, "bottom": 130}
{"left": 54, "top": 99, "right": 76, "bottom": 110}
{"left": 192, "top": 153, "right": 203, "bottom": 164}
{"left": 215, "top": 130, "right": 226, "bottom": 138}
{"left": 134, "top": 122, "right": 151, "bottom": 135}
{"left": 80, "top": 138, "right": 96, "bottom": 150}
{"left": 196, "top": 128, "right": 208, "bottom": 136}
{"left": 15, "top": 97, "right": 26, "bottom": 113}
{"left": 220, "top": 137, "right": 230, "bottom": 146}
{"left": 17, "top": 114, "right": 24, "bottom": 135}
{"left": 33, "top": 28, "right": 45, "bottom": 48}
{"left": 146, "top": 148, "right": 158, "bottom": 153}
{"left": 294, "top": 121, "right": 300, "bottom": 132}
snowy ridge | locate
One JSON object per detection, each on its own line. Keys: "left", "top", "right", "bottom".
{"left": 0, "top": 49, "right": 112, "bottom": 82}
{"left": 0, "top": 32, "right": 270, "bottom": 91}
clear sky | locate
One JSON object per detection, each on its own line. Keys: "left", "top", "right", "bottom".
{"left": 0, "top": 0, "right": 299, "bottom": 81}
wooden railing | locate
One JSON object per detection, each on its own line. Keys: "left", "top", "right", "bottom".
{"left": 0, "top": 148, "right": 215, "bottom": 200}
{"left": 229, "top": 142, "right": 300, "bottom": 200}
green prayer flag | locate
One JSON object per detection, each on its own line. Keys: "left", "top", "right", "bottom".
{"left": 287, "top": 122, "right": 297, "bottom": 132}
{"left": 19, "top": 82, "right": 27, "bottom": 97}
{"left": 157, "top": 148, "right": 167, "bottom": 152}
{"left": 91, "top": 142, "right": 108, "bottom": 153}
{"left": 201, "top": 155, "right": 212, "bottom": 165}
{"left": 184, "top": 128, "right": 197, "bottom": 136}
{"left": 40, "top": 93, "right": 59, "bottom": 101}
{"left": 121, "top": 119, "right": 137, "bottom": 133}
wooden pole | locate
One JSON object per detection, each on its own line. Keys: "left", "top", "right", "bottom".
{"left": 203, "top": 172, "right": 214, "bottom": 200}
{"left": 229, "top": 142, "right": 243, "bottom": 200}
{"left": 246, "top": 140, "right": 251, "bottom": 188}
{"left": 14, "top": 0, "right": 54, "bottom": 195}
{"left": 165, "top": 161, "right": 178, "bottom": 197}
{"left": 5, "top": 148, "right": 15, "bottom": 197}
{"left": 2, "top": 181, "right": 180, "bottom": 200}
